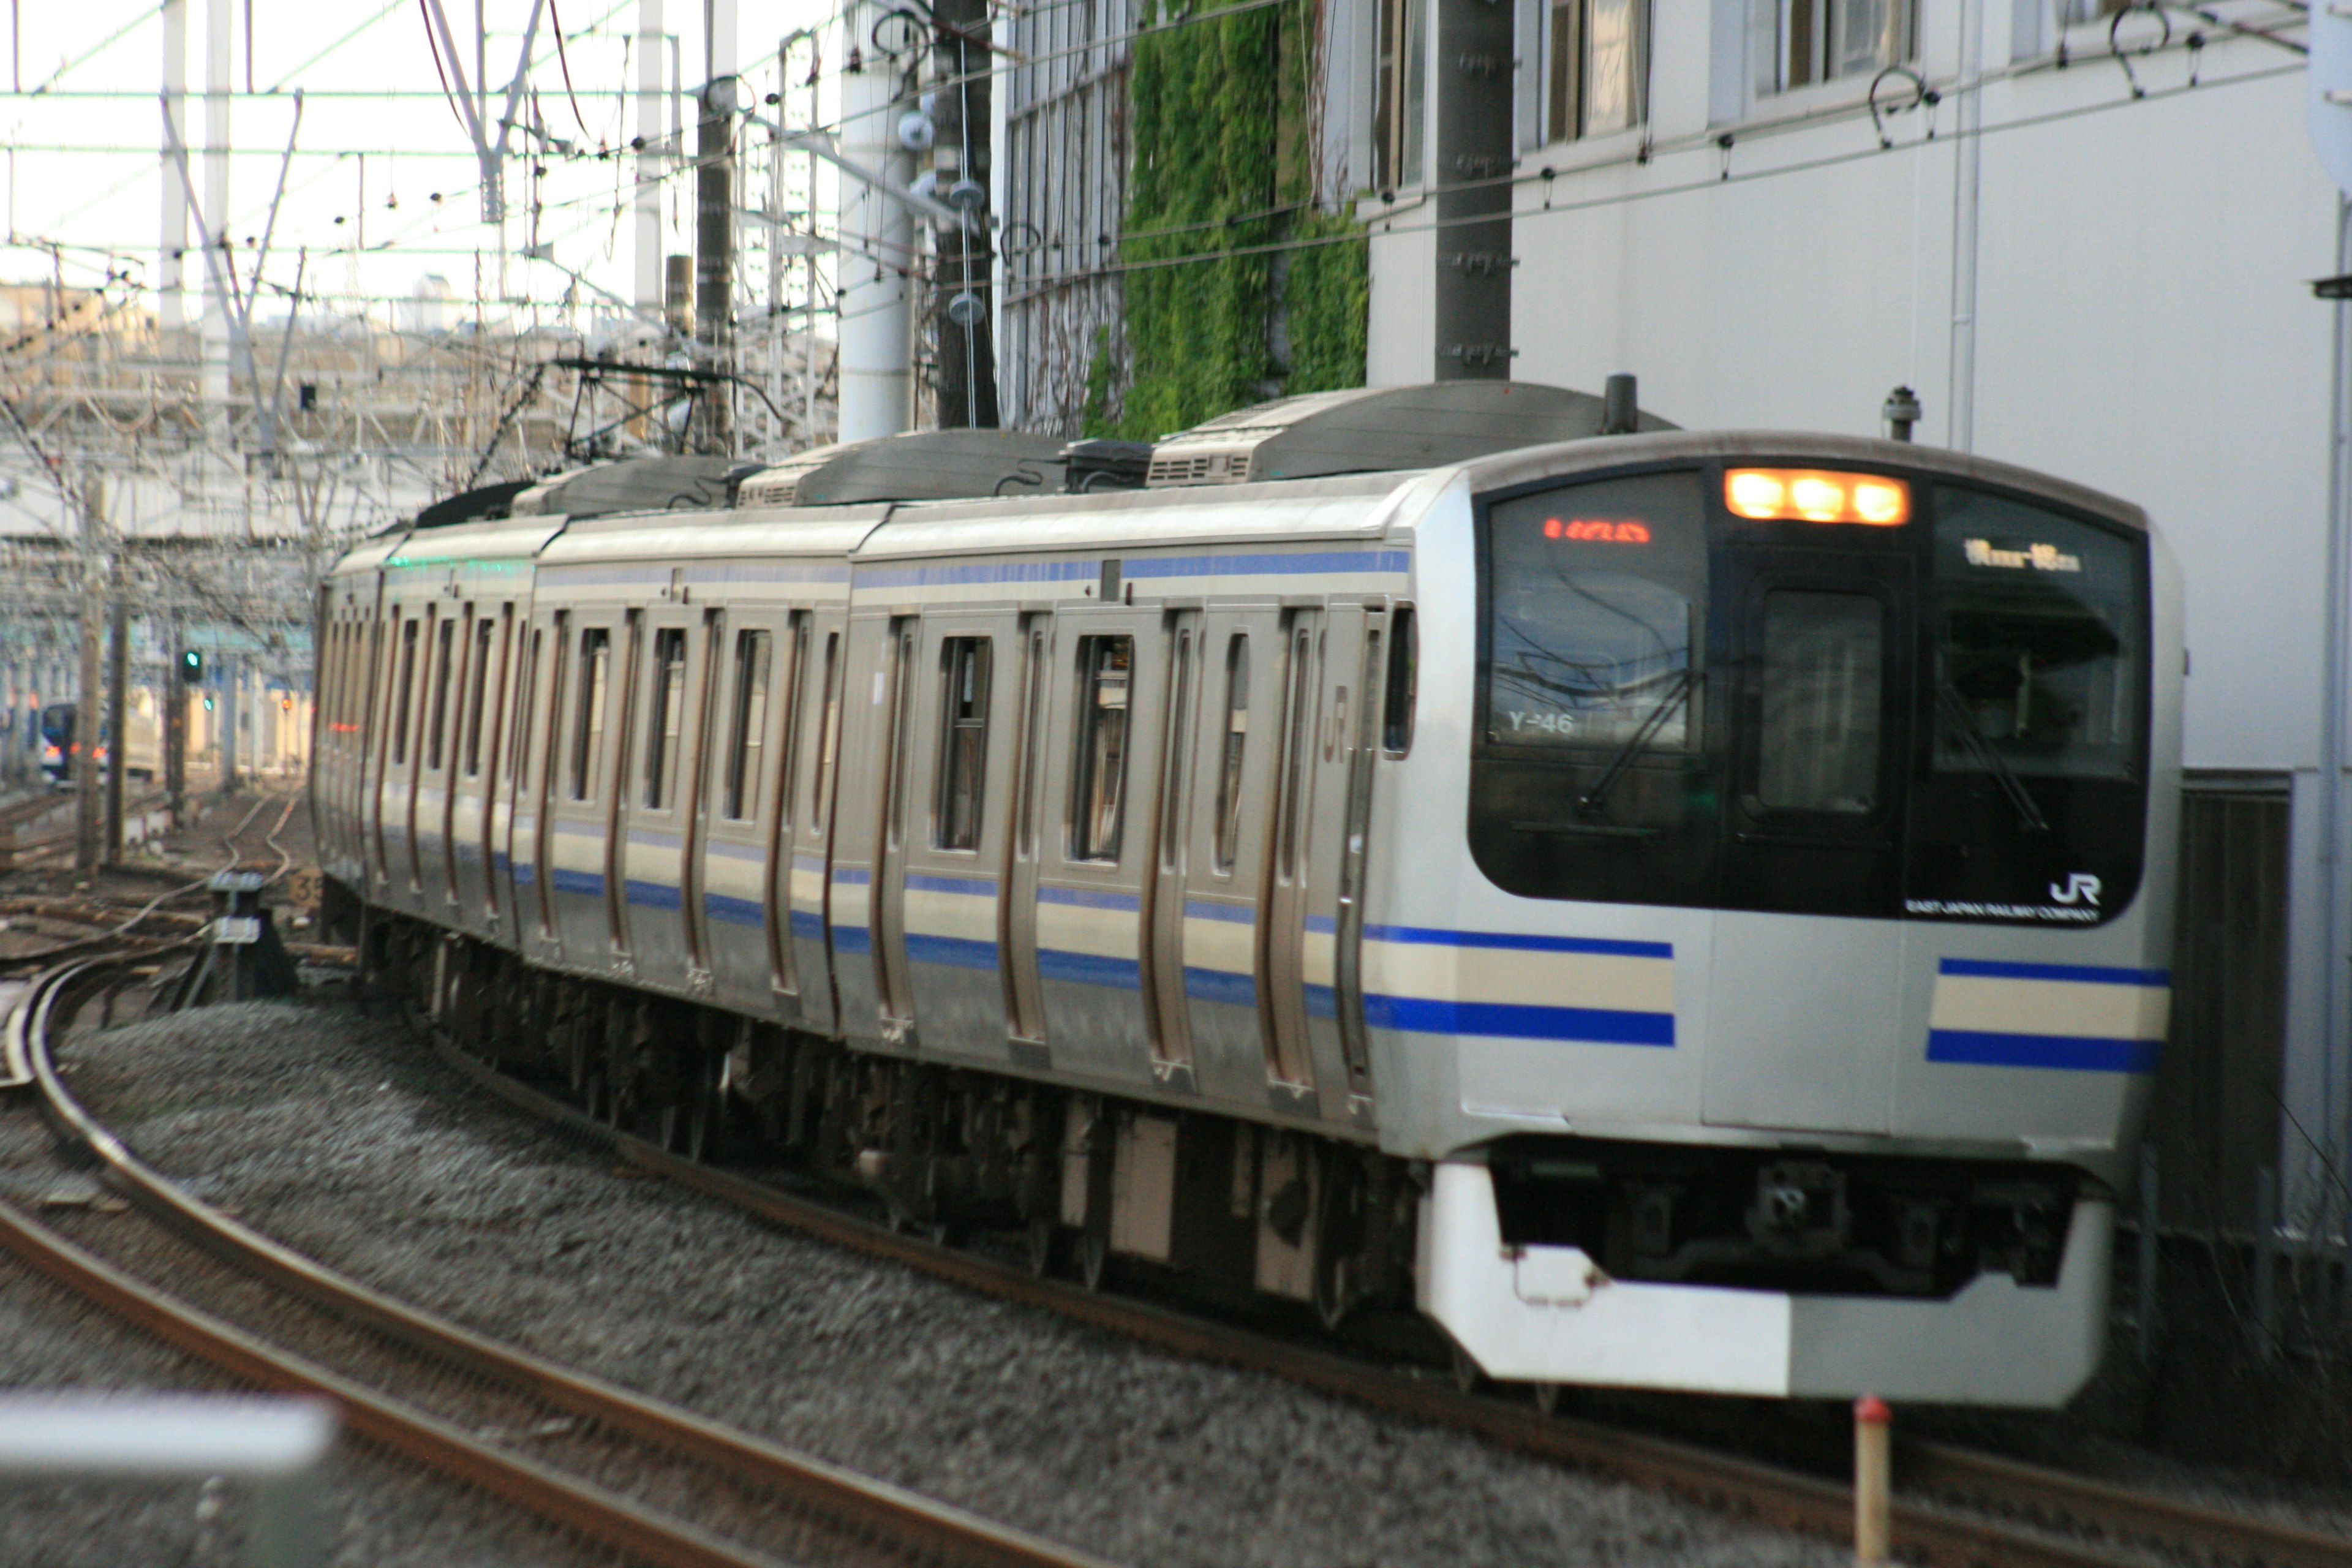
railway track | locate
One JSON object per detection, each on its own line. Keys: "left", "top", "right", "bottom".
{"left": 0, "top": 953, "right": 1123, "bottom": 1568}
{"left": 412, "top": 1012, "right": 2352, "bottom": 1568}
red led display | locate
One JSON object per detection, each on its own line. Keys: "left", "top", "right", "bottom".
{"left": 1542, "top": 517, "right": 1652, "bottom": 543}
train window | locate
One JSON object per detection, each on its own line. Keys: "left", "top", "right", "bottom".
{"left": 391, "top": 616, "right": 418, "bottom": 766}
{"left": 1071, "top": 636, "right": 1133, "bottom": 862}
{"left": 644, "top": 627, "right": 688, "bottom": 809}
{"left": 774, "top": 615, "right": 809, "bottom": 835}
{"left": 1382, "top": 607, "right": 1416, "bottom": 756}
{"left": 1213, "top": 635, "right": 1249, "bottom": 873}
{"left": 1932, "top": 486, "right": 2142, "bottom": 782}
{"left": 463, "top": 618, "right": 494, "bottom": 777}
{"left": 570, "top": 627, "right": 609, "bottom": 802}
{"left": 510, "top": 628, "right": 540, "bottom": 786}
{"left": 1483, "top": 470, "right": 1706, "bottom": 753}
{"left": 810, "top": 631, "right": 842, "bottom": 832}
{"left": 428, "top": 617, "right": 456, "bottom": 771}
{"left": 1756, "top": 590, "right": 1883, "bottom": 815}
{"left": 723, "top": 628, "right": 772, "bottom": 821}
{"left": 935, "top": 637, "right": 992, "bottom": 851}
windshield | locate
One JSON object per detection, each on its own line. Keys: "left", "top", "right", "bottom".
{"left": 1485, "top": 471, "right": 1708, "bottom": 753}
{"left": 1932, "top": 486, "right": 2142, "bottom": 782}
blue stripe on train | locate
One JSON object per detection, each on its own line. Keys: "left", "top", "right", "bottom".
{"left": 1936, "top": 957, "right": 2170, "bottom": 987}
{"left": 1926, "top": 1029, "right": 2159, "bottom": 1073}
{"left": 1365, "top": 995, "right": 1675, "bottom": 1046}
{"left": 550, "top": 868, "right": 603, "bottom": 897}
{"left": 625, "top": 880, "right": 682, "bottom": 910}
{"left": 908, "top": 932, "right": 999, "bottom": 971}
{"left": 1363, "top": 925, "right": 1673, "bottom": 960}
{"left": 1039, "top": 948, "right": 1142, "bottom": 989}
{"left": 704, "top": 891, "right": 764, "bottom": 927}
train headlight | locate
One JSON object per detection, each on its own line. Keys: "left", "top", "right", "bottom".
{"left": 1726, "top": 470, "right": 1785, "bottom": 516}
{"left": 1725, "top": 468, "right": 1911, "bottom": 526}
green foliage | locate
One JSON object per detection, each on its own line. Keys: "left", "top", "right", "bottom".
{"left": 1283, "top": 209, "right": 1370, "bottom": 396}
{"left": 1095, "top": 0, "right": 1366, "bottom": 439}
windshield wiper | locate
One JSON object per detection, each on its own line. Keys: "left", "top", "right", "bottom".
{"left": 1578, "top": 669, "right": 1694, "bottom": 815}
{"left": 1936, "top": 683, "right": 2050, "bottom": 833}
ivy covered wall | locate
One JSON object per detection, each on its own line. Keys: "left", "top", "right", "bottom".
{"left": 1084, "top": 0, "right": 1368, "bottom": 440}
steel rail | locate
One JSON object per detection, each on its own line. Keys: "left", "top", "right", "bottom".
{"left": 12, "top": 956, "right": 1121, "bottom": 1568}
{"left": 420, "top": 1022, "right": 2352, "bottom": 1568}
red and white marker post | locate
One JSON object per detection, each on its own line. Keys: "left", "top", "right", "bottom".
{"left": 1853, "top": 1393, "right": 1891, "bottom": 1565}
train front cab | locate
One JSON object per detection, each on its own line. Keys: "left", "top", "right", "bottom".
{"left": 1382, "top": 434, "right": 2179, "bottom": 1405}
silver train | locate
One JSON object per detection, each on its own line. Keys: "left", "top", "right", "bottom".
{"left": 317, "top": 389, "right": 2180, "bottom": 1406}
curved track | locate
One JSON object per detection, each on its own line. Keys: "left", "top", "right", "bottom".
{"left": 0, "top": 954, "right": 1122, "bottom": 1568}
{"left": 415, "top": 1015, "right": 2352, "bottom": 1568}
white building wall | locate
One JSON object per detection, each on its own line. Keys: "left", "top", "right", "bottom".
{"left": 1357, "top": 0, "right": 2338, "bottom": 1207}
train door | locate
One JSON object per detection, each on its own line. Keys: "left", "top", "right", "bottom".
{"left": 870, "top": 616, "right": 922, "bottom": 1036}
{"left": 605, "top": 609, "right": 646, "bottom": 957}
{"left": 440, "top": 603, "right": 475, "bottom": 908}
{"left": 497, "top": 616, "right": 539, "bottom": 929}
{"left": 1330, "top": 604, "right": 1392, "bottom": 1108}
{"left": 753, "top": 610, "right": 812, "bottom": 1011}
{"left": 1177, "top": 612, "right": 1280, "bottom": 1101}
{"left": 677, "top": 608, "right": 725, "bottom": 978}
{"left": 786, "top": 609, "right": 847, "bottom": 1035}
{"left": 699, "top": 608, "right": 789, "bottom": 1010}
{"left": 477, "top": 604, "right": 514, "bottom": 924}
{"left": 1256, "top": 607, "right": 1323, "bottom": 1096}
{"left": 1702, "top": 547, "right": 1913, "bottom": 1136}
{"left": 1141, "top": 609, "right": 1202, "bottom": 1079}
{"left": 405, "top": 606, "right": 444, "bottom": 898}
{"left": 892, "top": 618, "right": 1016, "bottom": 1062}
{"left": 999, "top": 612, "right": 1053, "bottom": 1057}
{"left": 369, "top": 606, "right": 410, "bottom": 892}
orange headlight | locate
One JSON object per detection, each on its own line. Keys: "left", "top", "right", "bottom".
{"left": 1725, "top": 469, "right": 1910, "bottom": 526}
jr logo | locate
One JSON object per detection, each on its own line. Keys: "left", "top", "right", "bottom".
{"left": 2049, "top": 873, "right": 2103, "bottom": 907}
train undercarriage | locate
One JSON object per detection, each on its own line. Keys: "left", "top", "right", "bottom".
{"left": 355, "top": 902, "right": 1424, "bottom": 1333}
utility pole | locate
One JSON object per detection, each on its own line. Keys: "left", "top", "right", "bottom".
{"left": 202, "top": 0, "right": 232, "bottom": 420}
{"left": 693, "top": 74, "right": 736, "bottom": 455}
{"left": 159, "top": 0, "right": 188, "bottom": 335}
{"left": 103, "top": 595, "right": 127, "bottom": 865}
{"left": 220, "top": 654, "right": 238, "bottom": 795}
{"left": 635, "top": 0, "right": 665, "bottom": 317}
{"left": 73, "top": 480, "right": 105, "bottom": 873}
{"left": 932, "top": 0, "right": 997, "bottom": 428}
{"left": 838, "top": 0, "right": 913, "bottom": 440}
{"left": 165, "top": 628, "right": 187, "bottom": 822}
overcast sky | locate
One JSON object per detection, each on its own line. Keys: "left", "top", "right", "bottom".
{"left": 1, "top": 0, "right": 838, "bottom": 329}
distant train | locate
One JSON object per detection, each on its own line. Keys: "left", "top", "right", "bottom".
{"left": 317, "top": 383, "right": 2179, "bottom": 1406}
{"left": 40, "top": 696, "right": 159, "bottom": 785}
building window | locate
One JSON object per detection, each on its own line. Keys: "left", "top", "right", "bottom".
{"left": 1752, "top": 0, "right": 1912, "bottom": 96}
{"left": 935, "top": 638, "right": 993, "bottom": 851}
{"left": 1549, "top": 0, "right": 1647, "bottom": 143}
{"left": 1373, "top": 0, "right": 1427, "bottom": 190}
{"left": 1071, "top": 636, "right": 1133, "bottom": 863}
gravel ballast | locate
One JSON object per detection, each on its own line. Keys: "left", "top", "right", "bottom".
{"left": 45, "top": 991, "right": 1857, "bottom": 1568}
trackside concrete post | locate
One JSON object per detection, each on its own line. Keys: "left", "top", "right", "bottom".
{"left": 1853, "top": 1394, "right": 1890, "bottom": 1566}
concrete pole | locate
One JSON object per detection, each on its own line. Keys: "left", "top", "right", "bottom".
{"left": 221, "top": 654, "right": 238, "bottom": 794}
{"left": 635, "top": 0, "right": 666, "bottom": 317}
{"left": 103, "top": 596, "right": 127, "bottom": 865}
{"left": 837, "top": 0, "right": 911, "bottom": 441}
{"left": 693, "top": 75, "right": 736, "bottom": 456}
{"left": 73, "top": 483, "right": 105, "bottom": 873}
{"left": 165, "top": 630, "right": 186, "bottom": 820}
{"left": 202, "top": 0, "right": 232, "bottom": 420}
{"left": 159, "top": 0, "right": 187, "bottom": 334}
